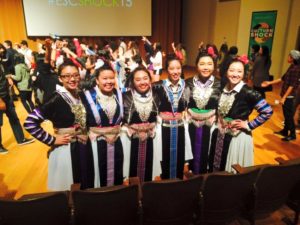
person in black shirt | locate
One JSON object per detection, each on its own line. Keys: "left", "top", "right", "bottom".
{"left": 3, "top": 40, "right": 19, "bottom": 101}
{"left": 0, "top": 43, "right": 34, "bottom": 154}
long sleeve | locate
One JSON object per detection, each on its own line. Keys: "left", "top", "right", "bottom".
{"left": 144, "top": 42, "right": 154, "bottom": 55}
{"left": 24, "top": 108, "right": 56, "bottom": 146}
{"left": 12, "top": 64, "right": 23, "bottom": 82}
{"left": 248, "top": 99, "right": 273, "bottom": 129}
{"left": 73, "top": 38, "right": 82, "bottom": 57}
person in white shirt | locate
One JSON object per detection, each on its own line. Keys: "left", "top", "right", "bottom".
{"left": 150, "top": 42, "right": 163, "bottom": 82}
{"left": 17, "top": 40, "right": 33, "bottom": 69}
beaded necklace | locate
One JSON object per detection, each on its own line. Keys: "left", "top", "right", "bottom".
{"left": 163, "top": 79, "right": 185, "bottom": 114}
{"left": 96, "top": 89, "right": 117, "bottom": 124}
{"left": 192, "top": 76, "right": 214, "bottom": 109}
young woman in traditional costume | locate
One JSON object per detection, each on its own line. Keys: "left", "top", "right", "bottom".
{"left": 82, "top": 64, "right": 124, "bottom": 187}
{"left": 24, "top": 60, "right": 94, "bottom": 190}
{"left": 153, "top": 54, "right": 192, "bottom": 179}
{"left": 210, "top": 57, "right": 273, "bottom": 172}
{"left": 185, "top": 49, "right": 221, "bottom": 174}
{"left": 122, "top": 66, "right": 162, "bottom": 182}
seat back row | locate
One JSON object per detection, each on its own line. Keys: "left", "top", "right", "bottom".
{"left": 1, "top": 158, "right": 300, "bottom": 225}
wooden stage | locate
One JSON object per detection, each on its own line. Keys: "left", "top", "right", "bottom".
{"left": 0, "top": 68, "right": 299, "bottom": 224}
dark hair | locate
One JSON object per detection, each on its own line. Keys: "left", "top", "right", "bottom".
{"left": 14, "top": 53, "right": 25, "bottom": 65}
{"left": 57, "top": 59, "right": 79, "bottom": 76}
{"left": 195, "top": 49, "right": 214, "bottom": 65}
{"left": 62, "top": 38, "right": 70, "bottom": 43}
{"left": 228, "top": 46, "right": 238, "bottom": 55}
{"left": 154, "top": 42, "right": 162, "bottom": 53}
{"left": 20, "top": 40, "right": 28, "bottom": 47}
{"left": 251, "top": 44, "right": 260, "bottom": 53}
{"left": 4, "top": 40, "right": 12, "bottom": 47}
{"left": 165, "top": 53, "right": 181, "bottom": 69}
{"left": 132, "top": 54, "right": 143, "bottom": 65}
{"left": 293, "top": 58, "right": 300, "bottom": 65}
{"left": 87, "top": 55, "right": 97, "bottom": 65}
{"left": 219, "top": 43, "right": 228, "bottom": 54}
{"left": 95, "top": 63, "right": 115, "bottom": 79}
{"left": 98, "top": 49, "right": 110, "bottom": 60}
{"left": 0, "top": 43, "right": 7, "bottom": 59}
{"left": 109, "top": 41, "right": 118, "bottom": 53}
{"left": 175, "top": 43, "right": 182, "bottom": 51}
{"left": 32, "top": 51, "right": 44, "bottom": 64}
{"left": 68, "top": 42, "right": 76, "bottom": 54}
{"left": 128, "top": 66, "right": 151, "bottom": 89}
{"left": 261, "top": 45, "right": 271, "bottom": 66}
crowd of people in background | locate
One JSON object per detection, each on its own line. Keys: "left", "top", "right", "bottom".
{"left": 0, "top": 35, "right": 299, "bottom": 191}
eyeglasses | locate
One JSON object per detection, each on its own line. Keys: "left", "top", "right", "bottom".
{"left": 60, "top": 73, "right": 80, "bottom": 80}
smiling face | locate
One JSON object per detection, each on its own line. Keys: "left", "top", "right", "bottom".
{"left": 167, "top": 59, "right": 182, "bottom": 84}
{"left": 58, "top": 65, "right": 80, "bottom": 92}
{"left": 197, "top": 56, "right": 214, "bottom": 79}
{"left": 226, "top": 61, "right": 244, "bottom": 88}
{"left": 133, "top": 70, "right": 151, "bottom": 94}
{"left": 96, "top": 69, "right": 115, "bottom": 95}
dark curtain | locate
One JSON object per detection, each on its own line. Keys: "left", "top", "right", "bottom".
{"left": 152, "top": 0, "right": 182, "bottom": 54}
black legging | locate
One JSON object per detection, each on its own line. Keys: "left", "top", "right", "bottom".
{"left": 19, "top": 91, "right": 34, "bottom": 113}
{"left": 282, "top": 97, "right": 297, "bottom": 136}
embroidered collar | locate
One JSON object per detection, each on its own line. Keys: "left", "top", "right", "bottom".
{"left": 95, "top": 86, "right": 118, "bottom": 124}
{"left": 163, "top": 79, "right": 185, "bottom": 113}
{"left": 133, "top": 89, "right": 152, "bottom": 99}
{"left": 56, "top": 85, "right": 86, "bottom": 132}
{"left": 224, "top": 81, "right": 245, "bottom": 94}
{"left": 194, "top": 75, "right": 214, "bottom": 88}
{"left": 56, "top": 85, "right": 80, "bottom": 105}
{"left": 165, "top": 79, "right": 181, "bottom": 89}
{"left": 132, "top": 90, "right": 154, "bottom": 122}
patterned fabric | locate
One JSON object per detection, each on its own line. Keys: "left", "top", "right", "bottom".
{"left": 56, "top": 86, "right": 87, "bottom": 132}
{"left": 132, "top": 90, "right": 153, "bottom": 122}
{"left": 164, "top": 79, "right": 182, "bottom": 92}
{"left": 84, "top": 87, "right": 123, "bottom": 126}
{"left": 106, "top": 143, "right": 115, "bottom": 186}
{"left": 163, "top": 79, "right": 185, "bottom": 113}
{"left": 169, "top": 121, "right": 178, "bottom": 178}
{"left": 24, "top": 108, "right": 55, "bottom": 146}
{"left": 280, "top": 64, "right": 300, "bottom": 97}
{"left": 213, "top": 130, "right": 225, "bottom": 170}
{"left": 137, "top": 140, "right": 147, "bottom": 182}
{"left": 218, "top": 91, "right": 237, "bottom": 117}
{"left": 248, "top": 99, "right": 273, "bottom": 129}
{"left": 194, "top": 75, "right": 214, "bottom": 88}
{"left": 211, "top": 84, "right": 273, "bottom": 172}
{"left": 192, "top": 76, "right": 215, "bottom": 109}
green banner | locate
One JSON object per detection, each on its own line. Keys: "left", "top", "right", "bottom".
{"left": 248, "top": 11, "right": 277, "bottom": 57}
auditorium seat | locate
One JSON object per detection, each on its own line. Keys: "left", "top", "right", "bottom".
{"left": 275, "top": 157, "right": 300, "bottom": 225}
{"left": 196, "top": 169, "right": 260, "bottom": 225}
{"left": 0, "top": 191, "right": 70, "bottom": 225}
{"left": 141, "top": 176, "right": 203, "bottom": 225}
{"left": 72, "top": 185, "right": 139, "bottom": 225}
{"left": 232, "top": 163, "right": 300, "bottom": 225}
